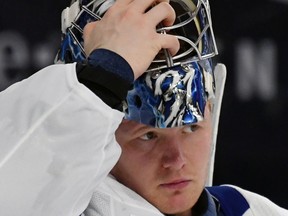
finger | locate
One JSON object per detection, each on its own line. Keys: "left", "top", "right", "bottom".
{"left": 115, "top": 0, "right": 134, "bottom": 6}
{"left": 130, "top": 0, "right": 169, "bottom": 13}
{"left": 145, "top": 2, "right": 176, "bottom": 27}
{"left": 158, "top": 34, "right": 180, "bottom": 56}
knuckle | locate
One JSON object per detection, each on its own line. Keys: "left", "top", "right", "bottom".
{"left": 159, "top": 2, "right": 176, "bottom": 20}
{"left": 158, "top": 1, "right": 171, "bottom": 10}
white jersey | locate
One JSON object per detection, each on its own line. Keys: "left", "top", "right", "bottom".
{"left": 0, "top": 63, "right": 123, "bottom": 216}
{"left": 232, "top": 185, "right": 288, "bottom": 216}
{"left": 82, "top": 176, "right": 288, "bottom": 216}
{"left": 0, "top": 63, "right": 287, "bottom": 216}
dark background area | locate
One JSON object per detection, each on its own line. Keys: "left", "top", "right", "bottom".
{"left": 210, "top": 0, "right": 288, "bottom": 209}
{"left": 0, "top": 0, "right": 287, "bottom": 209}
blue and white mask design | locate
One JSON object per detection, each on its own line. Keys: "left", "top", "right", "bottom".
{"left": 56, "top": 0, "right": 218, "bottom": 128}
{"left": 125, "top": 61, "right": 214, "bottom": 128}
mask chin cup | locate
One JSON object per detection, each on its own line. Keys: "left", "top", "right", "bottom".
{"left": 206, "top": 63, "right": 227, "bottom": 186}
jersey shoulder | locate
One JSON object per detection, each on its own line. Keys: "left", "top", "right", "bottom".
{"left": 207, "top": 185, "right": 288, "bottom": 216}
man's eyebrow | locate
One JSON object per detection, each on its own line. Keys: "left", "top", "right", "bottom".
{"left": 133, "top": 125, "right": 154, "bottom": 135}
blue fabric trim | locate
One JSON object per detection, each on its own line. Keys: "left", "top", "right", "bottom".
{"left": 88, "top": 49, "right": 134, "bottom": 83}
{"left": 202, "top": 188, "right": 219, "bottom": 216}
{"left": 207, "top": 186, "right": 250, "bottom": 216}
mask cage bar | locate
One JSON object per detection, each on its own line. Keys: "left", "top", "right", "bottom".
{"left": 62, "top": 0, "right": 217, "bottom": 71}
{"left": 148, "top": 0, "right": 218, "bottom": 72}
{"left": 65, "top": 0, "right": 103, "bottom": 57}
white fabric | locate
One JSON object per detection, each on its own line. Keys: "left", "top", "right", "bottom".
{"left": 82, "top": 175, "right": 164, "bottom": 216}
{"left": 207, "top": 63, "right": 226, "bottom": 186}
{"left": 61, "top": 1, "right": 80, "bottom": 33}
{"left": 228, "top": 185, "right": 288, "bottom": 216}
{"left": 0, "top": 63, "right": 123, "bottom": 216}
{"left": 84, "top": 181, "right": 288, "bottom": 216}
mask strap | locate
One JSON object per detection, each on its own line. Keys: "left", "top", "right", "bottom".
{"left": 206, "top": 63, "right": 226, "bottom": 186}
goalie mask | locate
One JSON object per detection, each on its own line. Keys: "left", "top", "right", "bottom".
{"left": 56, "top": 0, "right": 218, "bottom": 128}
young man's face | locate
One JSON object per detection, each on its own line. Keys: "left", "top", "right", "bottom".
{"left": 111, "top": 106, "right": 213, "bottom": 215}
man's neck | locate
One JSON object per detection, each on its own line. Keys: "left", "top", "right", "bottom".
{"left": 165, "top": 209, "right": 192, "bottom": 216}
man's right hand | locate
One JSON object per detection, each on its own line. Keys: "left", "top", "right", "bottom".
{"left": 83, "top": 0, "right": 180, "bottom": 80}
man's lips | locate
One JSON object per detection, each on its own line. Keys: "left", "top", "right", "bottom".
{"left": 160, "top": 179, "right": 191, "bottom": 190}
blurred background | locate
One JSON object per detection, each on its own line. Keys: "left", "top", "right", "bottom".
{"left": 0, "top": 0, "right": 287, "bottom": 209}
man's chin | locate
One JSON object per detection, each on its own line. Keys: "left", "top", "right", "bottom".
{"left": 156, "top": 193, "right": 196, "bottom": 215}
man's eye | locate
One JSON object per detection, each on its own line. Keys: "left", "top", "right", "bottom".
{"left": 139, "top": 132, "right": 157, "bottom": 141}
{"left": 183, "top": 124, "right": 199, "bottom": 133}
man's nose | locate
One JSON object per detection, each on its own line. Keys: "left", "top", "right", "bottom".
{"left": 161, "top": 137, "right": 186, "bottom": 170}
